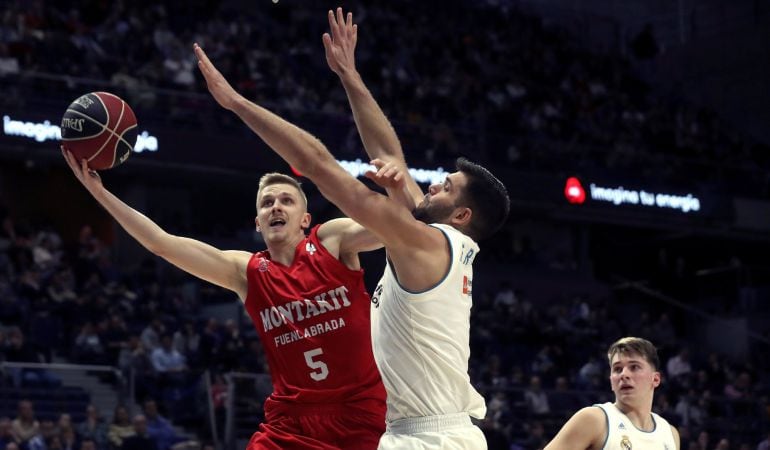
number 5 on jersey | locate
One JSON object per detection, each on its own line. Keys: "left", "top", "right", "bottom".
{"left": 304, "top": 348, "right": 329, "bottom": 381}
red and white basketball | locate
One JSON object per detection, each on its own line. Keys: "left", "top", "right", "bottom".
{"left": 60, "top": 92, "right": 138, "bottom": 170}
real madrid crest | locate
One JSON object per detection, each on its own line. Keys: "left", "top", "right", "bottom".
{"left": 620, "top": 435, "right": 632, "bottom": 450}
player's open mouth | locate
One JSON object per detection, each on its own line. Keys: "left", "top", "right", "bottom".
{"left": 620, "top": 385, "right": 633, "bottom": 392}
{"left": 269, "top": 218, "right": 286, "bottom": 228}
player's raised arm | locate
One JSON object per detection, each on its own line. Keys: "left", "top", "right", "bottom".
{"left": 323, "top": 7, "right": 424, "bottom": 207}
{"left": 194, "top": 43, "right": 439, "bottom": 258}
{"left": 62, "top": 147, "right": 251, "bottom": 299}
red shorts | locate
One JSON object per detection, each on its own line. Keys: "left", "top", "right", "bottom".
{"left": 247, "top": 398, "right": 385, "bottom": 450}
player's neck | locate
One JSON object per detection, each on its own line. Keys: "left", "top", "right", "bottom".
{"left": 613, "top": 400, "right": 655, "bottom": 432}
{"left": 266, "top": 234, "right": 304, "bottom": 266}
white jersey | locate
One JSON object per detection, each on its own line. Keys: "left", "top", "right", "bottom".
{"left": 596, "top": 402, "right": 677, "bottom": 450}
{"left": 370, "top": 223, "right": 486, "bottom": 422}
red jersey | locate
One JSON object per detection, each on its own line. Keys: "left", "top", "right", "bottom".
{"left": 244, "top": 225, "right": 386, "bottom": 410}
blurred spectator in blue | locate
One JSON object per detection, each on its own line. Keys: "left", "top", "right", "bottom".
{"left": 172, "top": 322, "right": 200, "bottom": 368}
{"left": 577, "top": 355, "right": 602, "bottom": 389}
{"left": 523, "top": 375, "right": 550, "bottom": 416}
{"left": 141, "top": 400, "right": 185, "bottom": 450}
{"left": 140, "top": 320, "right": 164, "bottom": 353}
{"left": 151, "top": 335, "right": 187, "bottom": 378}
{"left": 667, "top": 347, "right": 692, "bottom": 383}
{"left": 27, "top": 419, "right": 55, "bottom": 450}
{"left": 675, "top": 389, "right": 705, "bottom": 428}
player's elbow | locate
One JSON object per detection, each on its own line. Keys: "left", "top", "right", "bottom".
{"left": 144, "top": 230, "right": 177, "bottom": 257}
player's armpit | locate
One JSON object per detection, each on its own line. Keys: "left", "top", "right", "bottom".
{"left": 317, "top": 218, "right": 382, "bottom": 258}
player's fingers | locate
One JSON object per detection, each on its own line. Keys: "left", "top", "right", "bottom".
{"left": 330, "top": 9, "right": 343, "bottom": 41}
{"left": 61, "top": 147, "right": 75, "bottom": 169}
{"left": 346, "top": 12, "right": 353, "bottom": 30}
{"left": 327, "top": 10, "right": 337, "bottom": 39}
{"left": 64, "top": 149, "right": 79, "bottom": 172}
{"left": 336, "top": 8, "right": 346, "bottom": 37}
{"left": 369, "top": 158, "right": 385, "bottom": 169}
{"left": 363, "top": 170, "right": 377, "bottom": 181}
{"left": 193, "top": 44, "right": 215, "bottom": 75}
{"left": 322, "top": 33, "right": 333, "bottom": 52}
{"left": 352, "top": 24, "right": 357, "bottom": 46}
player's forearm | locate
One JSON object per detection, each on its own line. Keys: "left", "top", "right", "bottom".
{"left": 91, "top": 188, "right": 171, "bottom": 255}
{"left": 339, "top": 71, "right": 403, "bottom": 162}
{"left": 339, "top": 72, "right": 424, "bottom": 206}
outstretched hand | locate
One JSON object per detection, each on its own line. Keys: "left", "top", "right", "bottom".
{"left": 322, "top": 7, "right": 358, "bottom": 77}
{"left": 365, "top": 159, "right": 405, "bottom": 190}
{"left": 365, "top": 159, "right": 416, "bottom": 211}
{"left": 62, "top": 146, "right": 104, "bottom": 194}
{"left": 194, "top": 43, "right": 244, "bottom": 111}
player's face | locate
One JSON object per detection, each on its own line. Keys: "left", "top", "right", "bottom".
{"left": 256, "top": 183, "right": 310, "bottom": 244}
{"left": 413, "top": 172, "right": 468, "bottom": 225}
{"left": 609, "top": 352, "right": 660, "bottom": 406}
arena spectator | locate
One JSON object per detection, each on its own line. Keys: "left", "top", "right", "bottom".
{"left": 76, "top": 405, "right": 109, "bottom": 450}
{"left": 10, "top": 400, "right": 39, "bottom": 446}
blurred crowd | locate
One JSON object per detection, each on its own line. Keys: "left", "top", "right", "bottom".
{"left": 0, "top": 197, "right": 768, "bottom": 450}
{"left": 0, "top": 0, "right": 768, "bottom": 195}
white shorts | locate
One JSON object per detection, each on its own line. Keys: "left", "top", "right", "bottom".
{"left": 377, "top": 413, "right": 488, "bottom": 450}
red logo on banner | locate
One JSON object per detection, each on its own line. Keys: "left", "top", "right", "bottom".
{"left": 564, "top": 177, "right": 586, "bottom": 204}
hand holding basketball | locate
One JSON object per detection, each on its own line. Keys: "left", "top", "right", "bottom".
{"left": 62, "top": 146, "right": 104, "bottom": 196}
{"left": 60, "top": 92, "right": 137, "bottom": 170}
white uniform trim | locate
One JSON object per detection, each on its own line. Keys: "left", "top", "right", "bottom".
{"left": 596, "top": 402, "right": 677, "bottom": 450}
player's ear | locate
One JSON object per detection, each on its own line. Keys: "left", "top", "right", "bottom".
{"left": 255, "top": 217, "right": 261, "bottom": 233}
{"left": 652, "top": 371, "right": 661, "bottom": 388}
{"left": 300, "top": 212, "right": 312, "bottom": 230}
{"left": 452, "top": 207, "right": 472, "bottom": 228}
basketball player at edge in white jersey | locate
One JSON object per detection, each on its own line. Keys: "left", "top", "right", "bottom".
{"left": 194, "top": 7, "right": 511, "bottom": 449}
{"left": 544, "top": 337, "right": 681, "bottom": 450}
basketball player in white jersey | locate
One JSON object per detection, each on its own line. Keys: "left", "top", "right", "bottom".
{"left": 195, "top": 8, "right": 510, "bottom": 447}
{"left": 544, "top": 337, "right": 680, "bottom": 450}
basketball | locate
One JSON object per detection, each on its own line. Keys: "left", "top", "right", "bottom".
{"left": 60, "top": 92, "right": 138, "bottom": 170}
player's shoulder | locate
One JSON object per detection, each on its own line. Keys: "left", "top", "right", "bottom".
{"left": 575, "top": 405, "right": 608, "bottom": 424}
{"left": 316, "top": 218, "right": 354, "bottom": 239}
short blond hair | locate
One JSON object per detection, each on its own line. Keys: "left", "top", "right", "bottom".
{"left": 607, "top": 337, "right": 660, "bottom": 370}
{"left": 256, "top": 172, "right": 307, "bottom": 209}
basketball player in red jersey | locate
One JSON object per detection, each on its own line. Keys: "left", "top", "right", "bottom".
{"left": 60, "top": 86, "right": 413, "bottom": 447}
